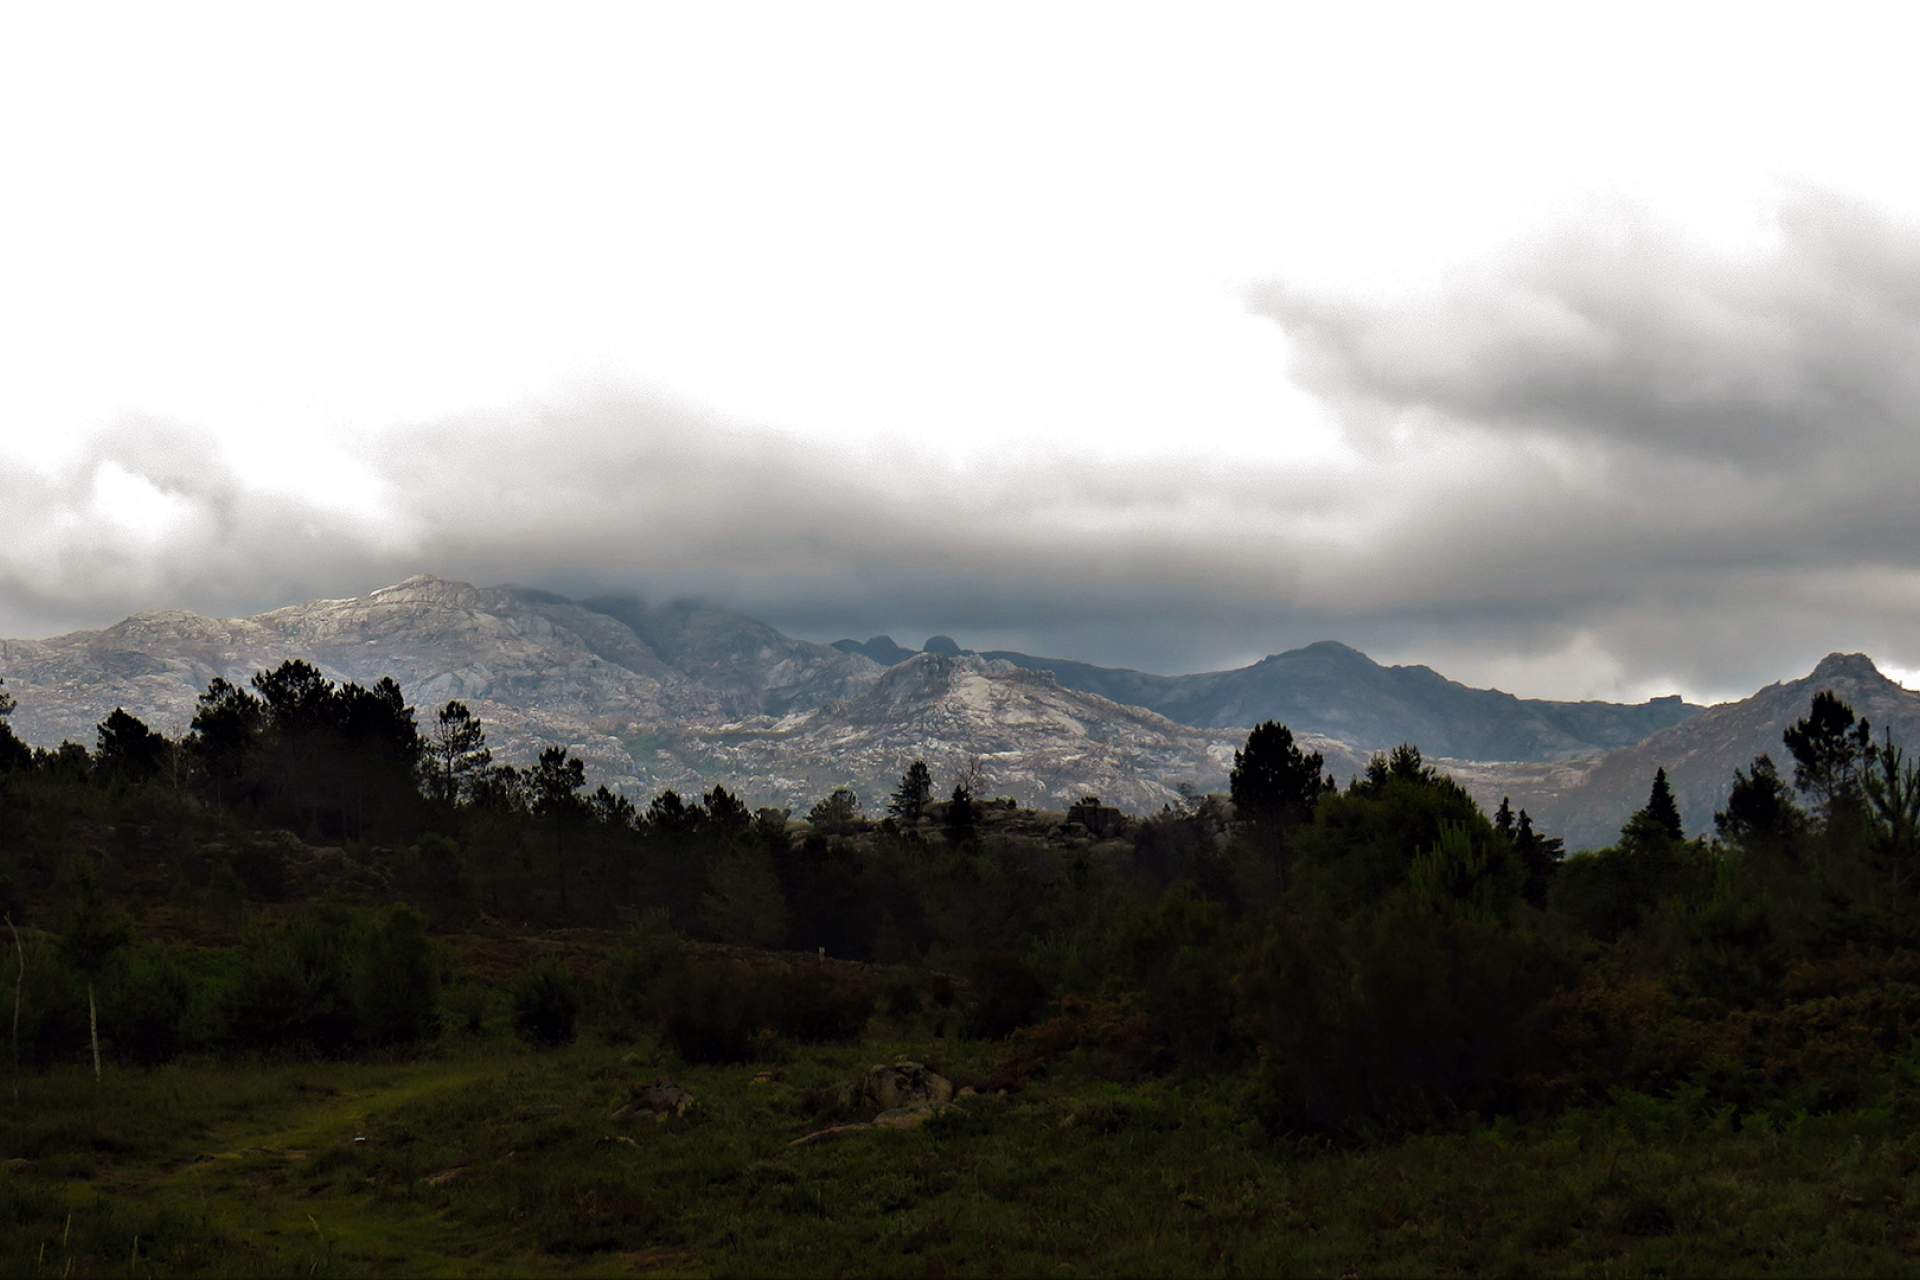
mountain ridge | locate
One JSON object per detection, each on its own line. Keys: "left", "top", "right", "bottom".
{"left": 1453, "top": 652, "right": 1920, "bottom": 850}
{"left": 828, "top": 633, "right": 1702, "bottom": 760}
{"left": 7, "top": 574, "right": 1899, "bottom": 844}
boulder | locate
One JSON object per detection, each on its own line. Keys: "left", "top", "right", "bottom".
{"left": 851, "top": 1060, "right": 953, "bottom": 1112}
{"left": 625, "top": 1076, "right": 696, "bottom": 1122}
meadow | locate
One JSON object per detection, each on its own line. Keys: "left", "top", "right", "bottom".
{"left": 7, "top": 1005, "right": 1918, "bottom": 1278}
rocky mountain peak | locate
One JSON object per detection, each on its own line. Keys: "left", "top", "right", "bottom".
{"left": 1808, "top": 651, "right": 1885, "bottom": 683}
{"left": 923, "top": 635, "right": 964, "bottom": 656}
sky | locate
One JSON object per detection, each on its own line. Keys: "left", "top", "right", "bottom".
{"left": 5, "top": 2, "right": 1920, "bottom": 704}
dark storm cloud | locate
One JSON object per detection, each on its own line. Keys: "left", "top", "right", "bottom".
{"left": 8, "top": 191, "right": 1920, "bottom": 702}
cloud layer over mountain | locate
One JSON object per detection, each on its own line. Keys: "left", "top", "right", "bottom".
{"left": 5, "top": 194, "right": 1920, "bottom": 704}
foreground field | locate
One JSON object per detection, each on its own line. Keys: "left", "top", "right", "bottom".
{"left": 5, "top": 1033, "right": 1918, "bottom": 1278}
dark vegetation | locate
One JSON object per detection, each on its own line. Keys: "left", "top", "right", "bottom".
{"left": 4, "top": 662, "right": 1920, "bottom": 1271}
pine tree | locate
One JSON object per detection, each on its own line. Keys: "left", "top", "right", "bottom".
{"left": 889, "top": 760, "right": 934, "bottom": 826}
{"left": 1784, "top": 691, "right": 1876, "bottom": 828}
{"left": 1644, "top": 768, "right": 1684, "bottom": 841}
{"left": 1230, "top": 722, "right": 1327, "bottom": 829}
{"left": 945, "top": 783, "right": 977, "bottom": 845}
{"left": 1714, "top": 754, "right": 1801, "bottom": 850}
{"left": 95, "top": 708, "right": 168, "bottom": 786}
{"left": 1230, "top": 721, "right": 1327, "bottom": 894}
{"left": 424, "top": 701, "right": 491, "bottom": 806}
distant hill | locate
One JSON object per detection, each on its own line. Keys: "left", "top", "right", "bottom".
{"left": 829, "top": 636, "right": 1701, "bottom": 762}
{"left": 10, "top": 573, "right": 1836, "bottom": 825}
{"left": 1456, "top": 653, "right": 1920, "bottom": 851}
{"left": 0, "top": 576, "right": 882, "bottom": 799}
{"left": 681, "top": 651, "right": 1370, "bottom": 813}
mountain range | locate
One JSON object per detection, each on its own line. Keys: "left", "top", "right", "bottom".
{"left": 837, "top": 635, "right": 1700, "bottom": 760}
{"left": 2, "top": 574, "right": 1911, "bottom": 846}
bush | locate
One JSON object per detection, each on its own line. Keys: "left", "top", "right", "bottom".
{"left": 513, "top": 961, "right": 581, "bottom": 1049}
{"left": 653, "top": 958, "right": 758, "bottom": 1063}
{"left": 883, "top": 978, "right": 924, "bottom": 1019}
{"left": 966, "top": 951, "right": 1047, "bottom": 1039}
{"left": 769, "top": 969, "right": 872, "bottom": 1043}
{"left": 225, "top": 909, "right": 355, "bottom": 1053}
{"left": 108, "top": 943, "right": 191, "bottom": 1066}
{"left": 12, "top": 935, "right": 88, "bottom": 1068}
{"left": 646, "top": 957, "right": 873, "bottom": 1063}
{"left": 223, "top": 905, "right": 442, "bottom": 1054}
{"left": 444, "top": 981, "right": 489, "bottom": 1035}
{"left": 593, "top": 914, "right": 682, "bottom": 1039}
{"left": 1239, "top": 895, "right": 1572, "bottom": 1136}
{"left": 348, "top": 905, "right": 439, "bottom": 1047}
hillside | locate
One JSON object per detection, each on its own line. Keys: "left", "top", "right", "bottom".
{"left": 0, "top": 576, "right": 880, "bottom": 799}
{"left": 685, "top": 651, "right": 1368, "bottom": 812}
{"left": 835, "top": 636, "right": 1701, "bottom": 761}
{"left": 1458, "top": 653, "right": 1920, "bottom": 850}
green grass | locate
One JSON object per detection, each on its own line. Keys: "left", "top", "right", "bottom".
{"left": 5, "top": 1034, "right": 1919, "bottom": 1277}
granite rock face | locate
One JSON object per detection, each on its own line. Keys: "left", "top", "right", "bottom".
{"left": 7, "top": 573, "right": 1813, "bottom": 833}
{"left": 0, "top": 575, "right": 1345, "bottom": 811}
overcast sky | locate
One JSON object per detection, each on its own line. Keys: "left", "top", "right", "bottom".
{"left": 6, "top": 2, "right": 1920, "bottom": 704}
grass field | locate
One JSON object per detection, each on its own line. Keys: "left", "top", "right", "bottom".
{"left": 6, "top": 1026, "right": 1920, "bottom": 1278}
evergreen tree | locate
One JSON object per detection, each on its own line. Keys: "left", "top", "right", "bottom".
{"left": 588, "top": 785, "right": 636, "bottom": 830}
{"left": 807, "top": 787, "right": 862, "bottom": 836}
{"left": 645, "top": 789, "right": 701, "bottom": 839}
{"left": 94, "top": 708, "right": 168, "bottom": 786}
{"left": 702, "top": 786, "right": 752, "bottom": 842}
{"left": 1495, "top": 796, "right": 1515, "bottom": 838}
{"left": 1510, "top": 809, "right": 1563, "bottom": 907}
{"left": 527, "top": 747, "right": 586, "bottom": 820}
{"left": 1864, "top": 729, "right": 1920, "bottom": 893}
{"left": 423, "top": 701, "right": 491, "bottom": 806}
{"left": 186, "top": 677, "right": 264, "bottom": 802}
{"left": 1643, "top": 767, "right": 1684, "bottom": 841}
{"left": 888, "top": 760, "right": 933, "bottom": 826}
{"left": 1230, "top": 721, "right": 1326, "bottom": 891}
{"left": 1230, "top": 721, "right": 1327, "bottom": 829}
{"left": 1783, "top": 691, "right": 1875, "bottom": 824}
{"left": 527, "top": 748, "right": 587, "bottom": 910}
{"left": 1713, "top": 754, "right": 1802, "bottom": 851}
{"left": 945, "top": 783, "right": 978, "bottom": 845}
{"left": 0, "top": 676, "right": 26, "bottom": 773}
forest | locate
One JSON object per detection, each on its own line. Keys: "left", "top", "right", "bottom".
{"left": 3, "top": 660, "right": 1919, "bottom": 1274}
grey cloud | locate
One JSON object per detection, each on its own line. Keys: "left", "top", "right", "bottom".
{"left": 1256, "top": 194, "right": 1920, "bottom": 462}
{"left": 1243, "top": 192, "right": 1920, "bottom": 698}
{"left": 10, "top": 194, "right": 1920, "bottom": 708}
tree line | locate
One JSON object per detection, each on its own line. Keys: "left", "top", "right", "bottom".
{"left": 5, "top": 662, "right": 1920, "bottom": 1141}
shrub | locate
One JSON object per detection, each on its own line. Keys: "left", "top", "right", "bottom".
{"left": 1239, "top": 895, "right": 1571, "bottom": 1136}
{"left": 646, "top": 957, "right": 872, "bottom": 1063}
{"left": 348, "top": 905, "right": 439, "bottom": 1047}
{"left": 594, "top": 914, "right": 682, "bottom": 1040}
{"left": 444, "top": 981, "right": 489, "bottom": 1035}
{"left": 966, "top": 951, "right": 1047, "bottom": 1039}
{"left": 225, "top": 909, "right": 355, "bottom": 1053}
{"left": 108, "top": 942, "right": 191, "bottom": 1066}
{"left": 652, "top": 958, "right": 758, "bottom": 1063}
{"left": 883, "top": 977, "right": 924, "bottom": 1019}
{"left": 768, "top": 969, "right": 872, "bottom": 1043}
{"left": 513, "top": 961, "right": 581, "bottom": 1049}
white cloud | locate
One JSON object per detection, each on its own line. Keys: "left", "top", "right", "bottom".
{"left": 7, "top": 4, "right": 1920, "bottom": 701}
